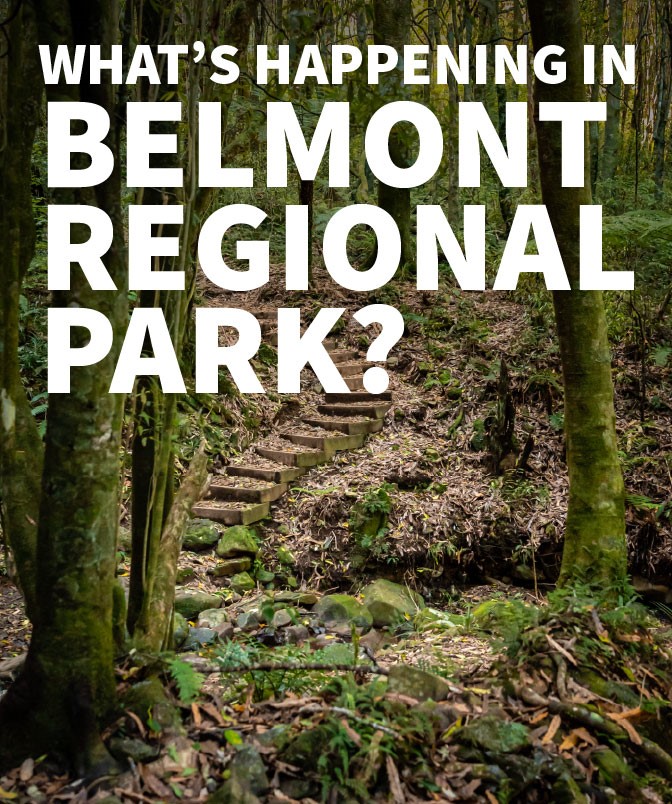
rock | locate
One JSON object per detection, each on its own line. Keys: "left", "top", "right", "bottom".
{"left": 285, "top": 624, "right": 310, "bottom": 644}
{"left": 122, "top": 677, "right": 182, "bottom": 732}
{"left": 237, "top": 611, "right": 260, "bottom": 631}
{"left": 255, "top": 568, "right": 275, "bottom": 583}
{"left": 208, "top": 780, "right": 261, "bottom": 804}
{"left": 182, "top": 627, "right": 218, "bottom": 651}
{"left": 359, "top": 628, "right": 385, "bottom": 654}
{"left": 286, "top": 574, "right": 299, "bottom": 588}
{"left": 388, "top": 664, "right": 452, "bottom": 701}
{"left": 255, "top": 725, "right": 291, "bottom": 751}
{"left": 174, "top": 591, "right": 221, "bottom": 620}
{"left": 274, "top": 590, "right": 318, "bottom": 606}
{"left": 230, "top": 571, "right": 255, "bottom": 594}
{"left": 216, "top": 526, "right": 259, "bottom": 558}
{"left": 183, "top": 519, "right": 220, "bottom": 551}
{"left": 176, "top": 567, "right": 195, "bottom": 584}
{"left": 197, "top": 608, "right": 229, "bottom": 629}
{"left": 277, "top": 546, "right": 296, "bottom": 566}
{"left": 362, "top": 579, "right": 425, "bottom": 627}
{"left": 457, "top": 714, "right": 530, "bottom": 754}
{"left": 271, "top": 608, "right": 293, "bottom": 628}
{"left": 230, "top": 745, "right": 269, "bottom": 795}
{"left": 212, "top": 557, "right": 252, "bottom": 577}
{"left": 173, "top": 612, "right": 189, "bottom": 647}
{"left": 314, "top": 594, "right": 373, "bottom": 631}
{"left": 108, "top": 736, "right": 159, "bottom": 763}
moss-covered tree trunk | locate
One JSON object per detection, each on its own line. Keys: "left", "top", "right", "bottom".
{"left": 527, "top": 0, "right": 627, "bottom": 589}
{"left": 0, "top": 0, "right": 43, "bottom": 621}
{"left": 600, "top": 0, "right": 623, "bottom": 187}
{"left": 0, "top": 0, "right": 127, "bottom": 773}
{"left": 373, "top": 0, "right": 413, "bottom": 267}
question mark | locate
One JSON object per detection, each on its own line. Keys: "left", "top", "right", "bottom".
{"left": 353, "top": 304, "right": 405, "bottom": 394}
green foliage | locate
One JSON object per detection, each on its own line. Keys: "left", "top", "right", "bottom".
{"left": 307, "top": 676, "right": 436, "bottom": 800}
{"left": 349, "top": 483, "right": 396, "bottom": 562}
{"left": 167, "top": 657, "right": 205, "bottom": 705}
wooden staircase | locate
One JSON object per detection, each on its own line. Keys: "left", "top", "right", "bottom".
{"left": 192, "top": 309, "right": 393, "bottom": 527}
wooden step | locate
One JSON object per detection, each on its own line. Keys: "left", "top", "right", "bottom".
{"left": 227, "top": 465, "right": 306, "bottom": 484}
{"left": 280, "top": 431, "right": 365, "bottom": 452}
{"left": 192, "top": 501, "right": 269, "bottom": 526}
{"left": 249, "top": 308, "right": 276, "bottom": 321}
{"left": 345, "top": 375, "right": 365, "bottom": 391}
{"left": 334, "top": 361, "right": 369, "bottom": 377}
{"left": 209, "top": 479, "right": 287, "bottom": 503}
{"left": 302, "top": 416, "right": 384, "bottom": 436}
{"left": 317, "top": 402, "right": 392, "bottom": 420}
{"left": 330, "top": 349, "right": 358, "bottom": 364}
{"left": 256, "top": 445, "right": 328, "bottom": 468}
{"left": 325, "top": 391, "right": 393, "bottom": 403}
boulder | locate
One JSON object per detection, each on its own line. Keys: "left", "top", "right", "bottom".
{"left": 457, "top": 714, "right": 530, "bottom": 754}
{"left": 182, "top": 627, "right": 218, "bottom": 651}
{"left": 314, "top": 594, "right": 373, "bottom": 631}
{"left": 362, "top": 579, "right": 425, "bottom": 627}
{"left": 230, "top": 571, "right": 255, "bottom": 594}
{"left": 122, "top": 677, "right": 182, "bottom": 732}
{"left": 212, "top": 557, "right": 252, "bottom": 577}
{"left": 183, "top": 519, "right": 220, "bottom": 551}
{"left": 174, "top": 591, "right": 221, "bottom": 620}
{"left": 236, "top": 611, "right": 260, "bottom": 631}
{"left": 387, "top": 664, "right": 451, "bottom": 702}
{"left": 285, "top": 624, "right": 310, "bottom": 644}
{"left": 108, "top": 736, "right": 159, "bottom": 763}
{"left": 216, "top": 526, "right": 259, "bottom": 558}
{"left": 271, "top": 608, "right": 293, "bottom": 628}
{"left": 197, "top": 608, "right": 229, "bottom": 629}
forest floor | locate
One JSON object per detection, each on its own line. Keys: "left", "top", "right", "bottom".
{"left": 1, "top": 271, "right": 672, "bottom": 801}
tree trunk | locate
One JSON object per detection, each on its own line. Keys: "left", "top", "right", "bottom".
{"left": 600, "top": 0, "right": 623, "bottom": 187}
{"left": 0, "top": 0, "right": 43, "bottom": 622}
{"left": 0, "top": 0, "right": 127, "bottom": 773}
{"left": 527, "top": 0, "right": 627, "bottom": 590}
{"left": 373, "top": 0, "right": 413, "bottom": 267}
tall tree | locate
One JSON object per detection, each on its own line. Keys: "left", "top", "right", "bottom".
{"left": 527, "top": 0, "right": 627, "bottom": 589}
{"left": 0, "top": 0, "right": 43, "bottom": 622}
{"left": 373, "top": 0, "right": 413, "bottom": 267}
{"left": 600, "top": 0, "right": 624, "bottom": 187}
{"left": 0, "top": 0, "right": 127, "bottom": 772}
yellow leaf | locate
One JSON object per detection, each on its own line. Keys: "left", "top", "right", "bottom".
{"left": 0, "top": 790, "right": 18, "bottom": 800}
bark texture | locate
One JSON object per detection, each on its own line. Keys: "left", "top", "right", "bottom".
{"left": 0, "top": 0, "right": 127, "bottom": 773}
{"left": 527, "top": 0, "right": 627, "bottom": 589}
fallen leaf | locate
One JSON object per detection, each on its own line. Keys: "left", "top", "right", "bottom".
{"left": 541, "top": 714, "right": 562, "bottom": 745}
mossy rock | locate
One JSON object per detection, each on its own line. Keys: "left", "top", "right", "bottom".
{"left": 176, "top": 567, "right": 195, "bottom": 584}
{"left": 388, "top": 664, "right": 451, "bottom": 701}
{"left": 230, "top": 571, "right": 256, "bottom": 594}
{"left": 277, "top": 546, "right": 296, "bottom": 566}
{"left": 213, "top": 557, "right": 252, "bottom": 577}
{"left": 197, "top": 608, "right": 229, "bottom": 629}
{"left": 173, "top": 612, "right": 189, "bottom": 647}
{"left": 362, "top": 579, "right": 425, "bottom": 627}
{"left": 216, "top": 526, "right": 259, "bottom": 559}
{"left": 174, "top": 591, "right": 222, "bottom": 620}
{"left": 457, "top": 714, "right": 530, "bottom": 754}
{"left": 183, "top": 519, "right": 220, "bottom": 551}
{"left": 122, "top": 677, "right": 182, "bottom": 732}
{"left": 314, "top": 594, "right": 373, "bottom": 631}
{"left": 282, "top": 726, "right": 330, "bottom": 771}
